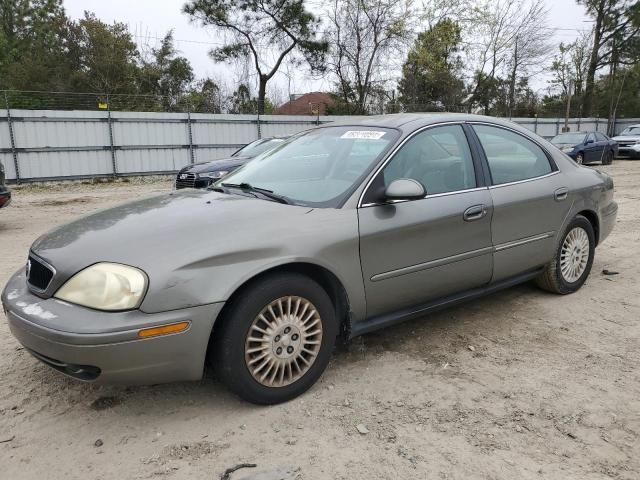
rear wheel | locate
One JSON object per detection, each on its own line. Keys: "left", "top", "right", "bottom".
{"left": 535, "top": 215, "right": 595, "bottom": 294}
{"left": 214, "top": 272, "right": 338, "bottom": 404}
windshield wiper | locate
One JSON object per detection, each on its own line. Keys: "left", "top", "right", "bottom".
{"left": 220, "top": 182, "right": 290, "bottom": 204}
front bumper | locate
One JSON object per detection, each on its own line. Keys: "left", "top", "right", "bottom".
{"left": 1, "top": 270, "right": 222, "bottom": 384}
{"left": 616, "top": 146, "right": 640, "bottom": 159}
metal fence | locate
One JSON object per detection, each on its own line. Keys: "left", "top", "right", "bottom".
{"left": 1, "top": 108, "right": 638, "bottom": 183}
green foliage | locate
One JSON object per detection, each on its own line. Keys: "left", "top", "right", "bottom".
{"left": 0, "top": 0, "right": 71, "bottom": 91}
{"left": 184, "top": 0, "right": 327, "bottom": 114}
{"left": 398, "top": 19, "right": 465, "bottom": 111}
{"left": 183, "top": 78, "right": 225, "bottom": 113}
{"left": 139, "top": 31, "right": 195, "bottom": 111}
{"left": 66, "top": 13, "right": 140, "bottom": 94}
{"left": 227, "top": 84, "right": 274, "bottom": 114}
{"left": 577, "top": 0, "right": 640, "bottom": 115}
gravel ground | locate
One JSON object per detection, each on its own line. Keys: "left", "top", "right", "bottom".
{"left": 0, "top": 165, "right": 638, "bottom": 480}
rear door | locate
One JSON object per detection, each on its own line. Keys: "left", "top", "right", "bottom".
{"left": 471, "top": 124, "right": 572, "bottom": 282}
{"left": 357, "top": 124, "right": 493, "bottom": 317}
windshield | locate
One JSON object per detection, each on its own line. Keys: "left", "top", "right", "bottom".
{"left": 234, "top": 138, "right": 285, "bottom": 158}
{"left": 216, "top": 126, "right": 398, "bottom": 207}
{"left": 620, "top": 126, "right": 640, "bottom": 136}
{"left": 551, "top": 133, "right": 586, "bottom": 145}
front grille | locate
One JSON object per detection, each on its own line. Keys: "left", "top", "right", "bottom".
{"left": 175, "top": 172, "right": 197, "bottom": 189}
{"left": 27, "top": 255, "right": 54, "bottom": 291}
{"left": 617, "top": 141, "right": 635, "bottom": 147}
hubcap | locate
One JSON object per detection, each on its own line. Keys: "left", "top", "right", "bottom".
{"left": 244, "top": 296, "right": 323, "bottom": 387}
{"left": 560, "top": 227, "right": 590, "bottom": 283}
{"left": 577, "top": 154, "right": 583, "bottom": 164}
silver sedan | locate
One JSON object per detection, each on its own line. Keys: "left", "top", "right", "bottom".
{"left": 2, "top": 114, "right": 618, "bottom": 404}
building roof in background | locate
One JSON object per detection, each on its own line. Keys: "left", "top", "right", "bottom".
{"left": 274, "top": 92, "right": 335, "bottom": 115}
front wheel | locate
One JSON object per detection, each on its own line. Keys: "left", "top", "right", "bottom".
{"left": 535, "top": 215, "right": 595, "bottom": 294}
{"left": 214, "top": 273, "right": 338, "bottom": 404}
{"left": 602, "top": 150, "right": 614, "bottom": 165}
{"left": 576, "top": 152, "right": 584, "bottom": 164}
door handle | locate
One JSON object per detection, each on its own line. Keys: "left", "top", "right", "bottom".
{"left": 463, "top": 204, "right": 487, "bottom": 222}
{"left": 554, "top": 187, "right": 569, "bottom": 201}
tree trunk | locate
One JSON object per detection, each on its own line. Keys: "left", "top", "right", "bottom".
{"left": 508, "top": 40, "right": 518, "bottom": 118}
{"left": 607, "top": 41, "right": 618, "bottom": 136}
{"left": 257, "top": 76, "right": 268, "bottom": 115}
{"left": 583, "top": 4, "right": 605, "bottom": 117}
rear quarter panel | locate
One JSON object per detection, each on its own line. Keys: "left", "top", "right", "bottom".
{"left": 549, "top": 151, "right": 615, "bottom": 245}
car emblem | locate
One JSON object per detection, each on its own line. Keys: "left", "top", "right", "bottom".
{"left": 26, "top": 259, "right": 31, "bottom": 278}
{"left": 180, "top": 174, "right": 188, "bottom": 180}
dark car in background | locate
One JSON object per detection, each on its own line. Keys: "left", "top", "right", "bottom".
{"left": 550, "top": 131, "right": 617, "bottom": 165}
{"left": 175, "top": 136, "right": 287, "bottom": 189}
{"left": 0, "top": 160, "right": 11, "bottom": 209}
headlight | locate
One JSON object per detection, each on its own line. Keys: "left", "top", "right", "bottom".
{"left": 561, "top": 146, "right": 574, "bottom": 152}
{"left": 200, "top": 170, "right": 229, "bottom": 179}
{"left": 54, "top": 263, "right": 148, "bottom": 311}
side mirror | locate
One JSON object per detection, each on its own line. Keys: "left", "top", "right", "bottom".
{"left": 586, "top": 138, "right": 594, "bottom": 144}
{"left": 384, "top": 179, "right": 426, "bottom": 201}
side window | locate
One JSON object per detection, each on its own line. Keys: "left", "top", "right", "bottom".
{"left": 473, "top": 125, "right": 552, "bottom": 185}
{"left": 595, "top": 132, "right": 607, "bottom": 142}
{"left": 587, "top": 133, "right": 596, "bottom": 143}
{"left": 382, "top": 125, "right": 476, "bottom": 195}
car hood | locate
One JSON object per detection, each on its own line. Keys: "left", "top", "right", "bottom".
{"left": 29, "top": 190, "right": 335, "bottom": 312}
{"left": 180, "top": 157, "right": 248, "bottom": 174}
{"left": 611, "top": 135, "right": 640, "bottom": 142}
{"left": 553, "top": 143, "right": 578, "bottom": 148}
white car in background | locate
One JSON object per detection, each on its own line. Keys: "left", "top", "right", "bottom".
{"left": 612, "top": 124, "right": 640, "bottom": 159}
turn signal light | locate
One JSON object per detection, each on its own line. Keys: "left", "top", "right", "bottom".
{"left": 138, "top": 322, "right": 190, "bottom": 338}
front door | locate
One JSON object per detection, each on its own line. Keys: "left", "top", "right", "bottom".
{"left": 358, "top": 124, "right": 493, "bottom": 318}
{"left": 471, "top": 124, "right": 572, "bottom": 282}
{"left": 584, "top": 132, "right": 604, "bottom": 163}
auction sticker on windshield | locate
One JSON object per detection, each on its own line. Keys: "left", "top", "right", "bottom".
{"left": 341, "top": 131, "right": 387, "bottom": 140}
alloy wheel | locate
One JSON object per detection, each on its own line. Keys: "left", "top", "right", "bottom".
{"left": 560, "top": 227, "right": 590, "bottom": 283}
{"left": 576, "top": 153, "right": 584, "bottom": 164}
{"left": 244, "top": 296, "right": 323, "bottom": 387}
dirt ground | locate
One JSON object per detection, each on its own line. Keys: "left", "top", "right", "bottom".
{"left": 0, "top": 165, "right": 638, "bottom": 480}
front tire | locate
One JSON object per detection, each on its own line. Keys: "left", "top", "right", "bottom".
{"left": 576, "top": 152, "right": 584, "bottom": 164}
{"left": 603, "top": 150, "right": 614, "bottom": 165}
{"left": 535, "top": 215, "right": 595, "bottom": 294}
{"left": 214, "top": 273, "right": 338, "bottom": 404}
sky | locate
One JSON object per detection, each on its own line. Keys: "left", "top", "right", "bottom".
{"left": 63, "top": 0, "right": 591, "bottom": 102}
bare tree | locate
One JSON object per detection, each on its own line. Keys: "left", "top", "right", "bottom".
{"left": 503, "top": 0, "right": 551, "bottom": 116}
{"left": 465, "top": 0, "right": 551, "bottom": 114}
{"left": 420, "top": 0, "right": 469, "bottom": 29}
{"left": 326, "top": 0, "right": 414, "bottom": 113}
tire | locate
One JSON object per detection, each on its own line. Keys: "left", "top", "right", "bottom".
{"left": 603, "top": 150, "right": 614, "bottom": 165}
{"left": 576, "top": 152, "right": 584, "bottom": 165}
{"left": 213, "top": 272, "right": 338, "bottom": 405}
{"left": 535, "top": 215, "right": 595, "bottom": 294}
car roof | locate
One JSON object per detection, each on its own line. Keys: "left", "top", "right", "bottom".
{"left": 328, "top": 113, "right": 543, "bottom": 134}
